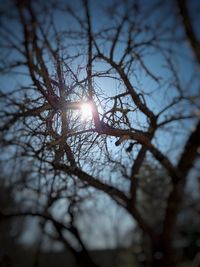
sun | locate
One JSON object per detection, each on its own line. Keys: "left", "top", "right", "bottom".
{"left": 80, "top": 103, "right": 93, "bottom": 120}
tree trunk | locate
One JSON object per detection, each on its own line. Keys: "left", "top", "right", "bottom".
{"left": 139, "top": 235, "right": 177, "bottom": 267}
{"left": 150, "top": 238, "right": 176, "bottom": 267}
{"left": 76, "top": 250, "right": 99, "bottom": 267}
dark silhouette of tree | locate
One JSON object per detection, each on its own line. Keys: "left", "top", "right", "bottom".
{"left": 0, "top": 178, "right": 25, "bottom": 267}
{"left": 0, "top": 0, "right": 200, "bottom": 267}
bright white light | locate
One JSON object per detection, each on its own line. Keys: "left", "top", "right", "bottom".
{"left": 80, "top": 103, "right": 93, "bottom": 120}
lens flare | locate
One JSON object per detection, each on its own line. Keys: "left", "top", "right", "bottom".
{"left": 80, "top": 103, "right": 93, "bottom": 120}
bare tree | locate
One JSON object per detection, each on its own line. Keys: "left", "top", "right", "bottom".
{"left": 0, "top": 0, "right": 200, "bottom": 267}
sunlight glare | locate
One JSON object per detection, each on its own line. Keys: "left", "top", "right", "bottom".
{"left": 80, "top": 103, "right": 93, "bottom": 120}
